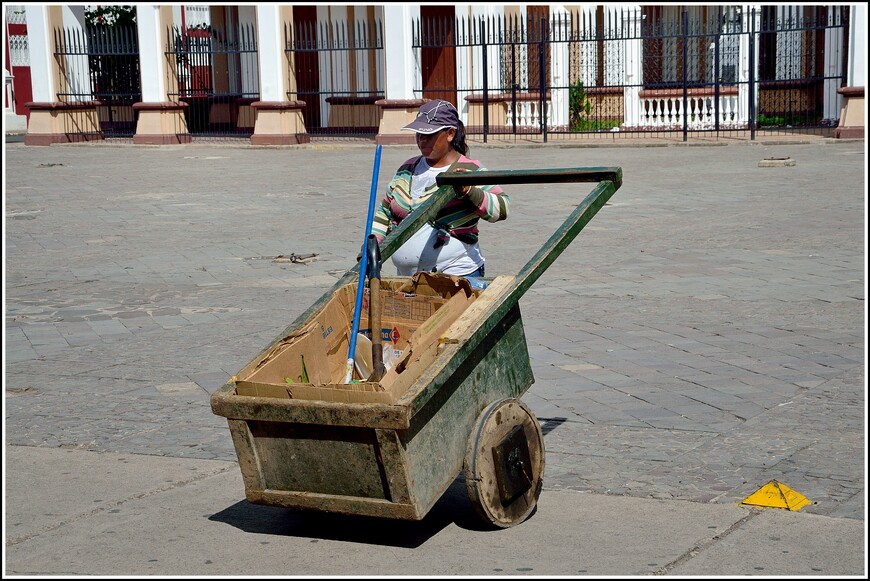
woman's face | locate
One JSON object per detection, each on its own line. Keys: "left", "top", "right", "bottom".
{"left": 416, "top": 128, "right": 456, "bottom": 166}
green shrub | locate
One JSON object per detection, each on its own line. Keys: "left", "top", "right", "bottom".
{"left": 569, "top": 79, "right": 593, "bottom": 131}
{"left": 568, "top": 80, "right": 621, "bottom": 131}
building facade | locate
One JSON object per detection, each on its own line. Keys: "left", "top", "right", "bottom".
{"left": 4, "top": 4, "right": 867, "bottom": 145}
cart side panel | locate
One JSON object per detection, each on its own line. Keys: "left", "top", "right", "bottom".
{"left": 399, "top": 304, "right": 535, "bottom": 516}
{"left": 234, "top": 421, "right": 391, "bottom": 499}
{"left": 228, "top": 419, "right": 266, "bottom": 493}
{"left": 226, "top": 417, "right": 427, "bottom": 519}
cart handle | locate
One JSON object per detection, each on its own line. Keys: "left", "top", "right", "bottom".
{"left": 379, "top": 167, "right": 622, "bottom": 294}
{"left": 269, "top": 167, "right": 621, "bottom": 361}
{"left": 435, "top": 167, "right": 622, "bottom": 189}
{"left": 393, "top": 167, "right": 623, "bottom": 415}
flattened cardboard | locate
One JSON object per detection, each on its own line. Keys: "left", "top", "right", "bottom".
{"left": 244, "top": 322, "right": 331, "bottom": 385}
{"left": 235, "top": 274, "right": 477, "bottom": 404}
{"left": 379, "top": 289, "right": 475, "bottom": 390}
{"left": 396, "top": 271, "right": 474, "bottom": 298}
{"left": 359, "top": 284, "right": 450, "bottom": 351}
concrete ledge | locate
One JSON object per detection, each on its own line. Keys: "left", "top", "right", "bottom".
{"left": 133, "top": 133, "right": 192, "bottom": 145}
{"left": 834, "top": 86, "right": 864, "bottom": 139}
{"left": 250, "top": 134, "right": 310, "bottom": 145}
{"left": 24, "top": 100, "right": 102, "bottom": 146}
{"left": 251, "top": 100, "right": 309, "bottom": 144}
{"left": 133, "top": 101, "right": 190, "bottom": 144}
{"left": 375, "top": 98, "right": 425, "bottom": 145}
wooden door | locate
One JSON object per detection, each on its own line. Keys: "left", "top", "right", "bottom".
{"left": 526, "top": 5, "right": 550, "bottom": 91}
{"left": 420, "top": 6, "right": 456, "bottom": 105}
{"left": 293, "top": 6, "right": 321, "bottom": 130}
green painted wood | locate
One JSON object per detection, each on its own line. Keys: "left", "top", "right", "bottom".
{"left": 227, "top": 419, "right": 266, "bottom": 492}
{"left": 399, "top": 304, "right": 534, "bottom": 517}
{"left": 374, "top": 429, "right": 415, "bottom": 505}
{"left": 436, "top": 166, "right": 622, "bottom": 189}
{"left": 211, "top": 392, "right": 412, "bottom": 429}
{"left": 381, "top": 167, "right": 621, "bottom": 262}
{"left": 246, "top": 422, "right": 387, "bottom": 499}
{"left": 247, "top": 490, "right": 422, "bottom": 520}
{"left": 398, "top": 179, "right": 619, "bottom": 417}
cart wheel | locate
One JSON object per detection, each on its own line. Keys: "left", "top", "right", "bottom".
{"left": 464, "top": 398, "right": 545, "bottom": 528}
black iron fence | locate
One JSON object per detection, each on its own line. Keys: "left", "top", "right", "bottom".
{"left": 284, "top": 18, "right": 384, "bottom": 138}
{"left": 48, "top": 6, "right": 850, "bottom": 144}
{"left": 53, "top": 24, "right": 141, "bottom": 140}
{"left": 165, "top": 24, "right": 259, "bottom": 141}
{"left": 412, "top": 5, "right": 850, "bottom": 142}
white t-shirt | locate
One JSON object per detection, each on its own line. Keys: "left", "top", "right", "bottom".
{"left": 390, "top": 157, "right": 484, "bottom": 276}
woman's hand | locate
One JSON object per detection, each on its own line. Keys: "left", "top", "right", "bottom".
{"left": 452, "top": 167, "right": 471, "bottom": 198}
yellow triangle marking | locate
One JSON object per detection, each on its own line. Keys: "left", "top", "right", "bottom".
{"left": 741, "top": 480, "right": 811, "bottom": 511}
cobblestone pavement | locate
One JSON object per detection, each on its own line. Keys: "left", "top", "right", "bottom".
{"left": 3, "top": 137, "right": 865, "bottom": 521}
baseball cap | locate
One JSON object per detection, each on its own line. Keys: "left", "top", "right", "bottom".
{"left": 402, "top": 100, "right": 460, "bottom": 134}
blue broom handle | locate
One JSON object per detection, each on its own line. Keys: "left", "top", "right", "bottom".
{"left": 345, "top": 144, "right": 383, "bottom": 382}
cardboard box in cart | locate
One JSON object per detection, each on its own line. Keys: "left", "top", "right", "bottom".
{"left": 234, "top": 272, "right": 477, "bottom": 404}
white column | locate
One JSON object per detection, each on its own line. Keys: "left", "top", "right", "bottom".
{"left": 469, "top": 4, "right": 500, "bottom": 107}
{"left": 256, "top": 4, "right": 286, "bottom": 101}
{"left": 60, "top": 6, "right": 90, "bottom": 101}
{"left": 580, "top": 6, "right": 596, "bottom": 86}
{"left": 353, "top": 7, "right": 371, "bottom": 94}
{"left": 136, "top": 5, "right": 166, "bottom": 102}
{"left": 383, "top": 5, "right": 417, "bottom": 100}
{"left": 232, "top": 4, "right": 256, "bottom": 97}
{"left": 736, "top": 5, "right": 752, "bottom": 126}
{"left": 455, "top": 5, "right": 471, "bottom": 113}
{"left": 848, "top": 4, "right": 866, "bottom": 87}
{"left": 623, "top": 7, "right": 643, "bottom": 127}
{"left": 822, "top": 8, "right": 844, "bottom": 121}
{"left": 549, "top": 10, "right": 569, "bottom": 128}
{"left": 372, "top": 6, "right": 386, "bottom": 94}
{"left": 25, "top": 5, "right": 54, "bottom": 102}
{"left": 746, "top": 5, "right": 761, "bottom": 126}
{"left": 318, "top": 5, "right": 339, "bottom": 123}
{"left": 23, "top": 4, "right": 103, "bottom": 143}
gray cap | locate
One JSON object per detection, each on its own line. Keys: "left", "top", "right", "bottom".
{"left": 402, "top": 100, "right": 460, "bottom": 134}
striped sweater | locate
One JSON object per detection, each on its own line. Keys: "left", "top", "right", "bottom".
{"left": 371, "top": 155, "right": 509, "bottom": 245}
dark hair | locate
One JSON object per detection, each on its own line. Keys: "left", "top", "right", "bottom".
{"left": 450, "top": 119, "right": 469, "bottom": 156}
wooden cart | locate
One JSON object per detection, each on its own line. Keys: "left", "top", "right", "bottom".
{"left": 210, "top": 167, "right": 622, "bottom": 528}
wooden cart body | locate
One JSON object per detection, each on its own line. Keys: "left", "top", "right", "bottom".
{"left": 210, "top": 167, "right": 622, "bottom": 525}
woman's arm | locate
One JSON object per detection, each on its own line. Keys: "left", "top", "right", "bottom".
{"left": 371, "top": 157, "right": 420, "bottom": 242}
{"left": 452, "top": 159, "right": 510, "bottom": 223}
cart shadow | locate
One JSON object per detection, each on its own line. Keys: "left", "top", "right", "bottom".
{"left": 208, "top": 476, "right": 498, "bottom": 548}
{"left": 539, "top": 417, "right": 567, "bottom": 436}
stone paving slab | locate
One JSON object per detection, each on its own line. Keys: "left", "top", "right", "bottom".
{"left": 3, "top": 138, "right": 865, "bottom": 539}
{"left": 4, "top": 446, "right": 865, "bottom": 577}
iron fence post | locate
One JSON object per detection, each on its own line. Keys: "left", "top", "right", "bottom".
{"left": 539, "top": 17, "right": 547, "bottom": 142}
{"left": 714, "top": 7, "right": 721, "bottom": 134}
{"left": 681, "top": 10, "right": 688, "bottom": 142}
{"left": 511, "top": 25, "right": 517, "bottom": 136}
{"left": 749, "top": 7, "right": 756, "bottom": 141}
{"left": 481, "top": 16, "right": 488, "bottom": 143}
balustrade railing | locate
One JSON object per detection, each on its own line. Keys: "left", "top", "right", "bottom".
{"left": 505, "top": 99, "right": 551, "bottom": 130}
{"left": 635, "top": 90, "right": 744, "bottom": 130}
